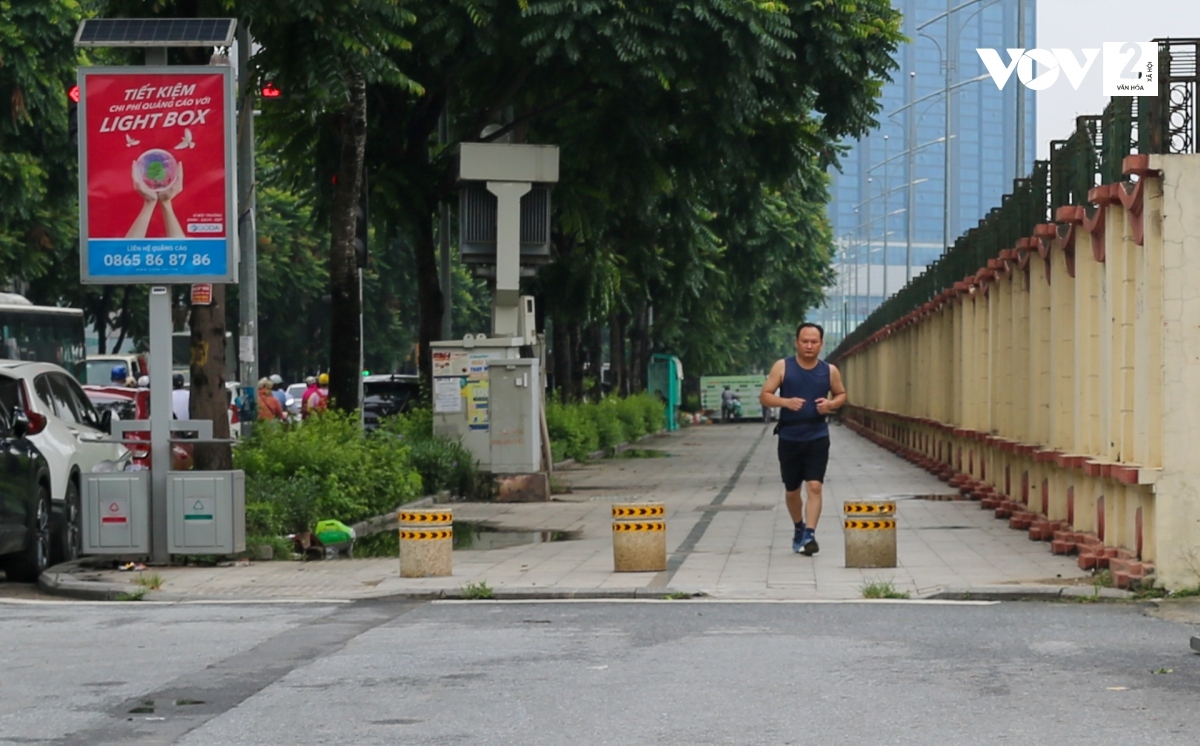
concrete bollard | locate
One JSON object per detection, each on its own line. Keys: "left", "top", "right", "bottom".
{"left": 612, "top": 502, "right": 666, "bottom": 572}
{"left": 843, "top": 501, "right": 897, "bottom": 568}
{"left": 399, "top": 509, "right": 454, "bottom": 578}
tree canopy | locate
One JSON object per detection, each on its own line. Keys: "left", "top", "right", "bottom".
{"left": 2, "top": 0, "right": 902, "bottom": 405}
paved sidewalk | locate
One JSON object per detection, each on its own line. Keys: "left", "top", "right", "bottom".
{"left": 46, "top": 422, "right": 1099, "bottom": 601}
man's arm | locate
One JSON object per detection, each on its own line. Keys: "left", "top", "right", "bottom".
{"left": 760, "top": 359, "right": 805, "bottom": 411}
{"left": 815, "top": 364, "right": 848, "bottom": 415}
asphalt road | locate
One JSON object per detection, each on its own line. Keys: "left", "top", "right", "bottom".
{"left": 2, "top": 598, "right": 1198, "bottom": 745}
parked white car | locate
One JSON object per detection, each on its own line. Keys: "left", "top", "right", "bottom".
{"left": 0, "top": 362, "right": 129, "bottom": 562}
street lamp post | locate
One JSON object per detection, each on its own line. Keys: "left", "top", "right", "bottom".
{"left": 918, "top": 0, "right": 1006, "bottom": 253}
{"left": 865, "top": 177, "right": 873, "bottom": 315}
{"left": 883, "top": 134, "right": 890, "bottom": 301}
{"left": 906, "top": 71, "right": 916, "bottom": 284}
{"left": 1015, "top": 0, "right": 1027, "bottom": 178}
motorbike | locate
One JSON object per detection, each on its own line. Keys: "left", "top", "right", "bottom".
{"left": 725, "top": 396, "right": 742, "bottom": 422}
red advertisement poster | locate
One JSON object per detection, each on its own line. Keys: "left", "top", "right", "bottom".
{"left": 79, "top": 68, "right": 234, "bottom": 281}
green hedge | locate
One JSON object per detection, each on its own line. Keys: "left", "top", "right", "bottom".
{"left": 377, "top": 407, "right": 478, "bottom": 498}
{"left": 236, "top": 409, "right": 476, "bottom": 537}
{"left": 545, "top": 393, "right": 665, "bottom": 462}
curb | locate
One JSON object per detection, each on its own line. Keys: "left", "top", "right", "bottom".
{"left": 370, "top": 586, "right": 707, "bottom": 602}
{"left": 922, "top": 584, "right": 1134, "bottom": 602}
{"left": 35, "top": 565, "right": 709, "bottom": 603}
{"left": 39, "top": 560, "right": 141, "bottom": 601}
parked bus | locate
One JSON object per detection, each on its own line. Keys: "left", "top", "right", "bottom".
{"left": 0, "top": 292, "right": 86, "bottom": 379}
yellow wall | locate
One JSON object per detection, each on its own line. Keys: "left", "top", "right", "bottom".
{"left": 835, "top": 155, "right": 1200, "bottom": 590}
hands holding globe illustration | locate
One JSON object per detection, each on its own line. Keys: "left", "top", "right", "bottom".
{"left": 127, "top": 150, "right": 186, "bottom": 239}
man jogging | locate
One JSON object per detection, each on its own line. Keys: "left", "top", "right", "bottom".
{"left": 760, "top": 322, "right": 847, "bottom": 555}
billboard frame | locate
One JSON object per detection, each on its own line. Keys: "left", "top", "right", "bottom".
{"left": 77, "top": 64, "right": 238, "bottom": 285}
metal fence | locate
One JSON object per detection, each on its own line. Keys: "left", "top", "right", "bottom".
{"left": 829, "top": 38, "right": 1200, "bottom": 361}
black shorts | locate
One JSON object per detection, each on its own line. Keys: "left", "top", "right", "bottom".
{"left": 778, "top": 436, "right": 830, "bottom": 490}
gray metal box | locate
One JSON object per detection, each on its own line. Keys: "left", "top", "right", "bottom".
{"left": 82, "top": 472, "right": 150, "bottom": 554}
{"left": 459, "top": 143, "right": 560, "bottom": 183}
{"left": 166, "top": 471, "right": 245, "bottom": 554}
{"left": 487, "top": 358, "right": 541, "bottom": 473}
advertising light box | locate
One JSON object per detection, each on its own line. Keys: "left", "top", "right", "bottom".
{"left": 78, "top": 66, "right": 237, "bottom": 284}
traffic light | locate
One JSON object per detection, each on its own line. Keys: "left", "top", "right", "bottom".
{"left": 68, "top": 84, "right": 79, "bottom": 147}
{"left": 354, "top": 169, "right": 369, "bottom": 269}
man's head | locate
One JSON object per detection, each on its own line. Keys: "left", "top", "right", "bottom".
{"left": 172, "top": 373, "right": 185, "bottom": 390}
{"left": 110, "top": 364, "right": 128, "bottom": 384}
{"left": 795, "top": 322, "right": 824, "bottom": 361}
{"left": 318, "top": 373, "right": 329, "bottom": 386}
{"left": 269, "top": 373, "right": 283, "bottom": 390}
{"left": 305, "top": 376, "right": 316, "bottom": 386}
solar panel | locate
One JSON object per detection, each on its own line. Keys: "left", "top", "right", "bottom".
{"left": 75, "top": 18, "right": 237, "bottom": 48}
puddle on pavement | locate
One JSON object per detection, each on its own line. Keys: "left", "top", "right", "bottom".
{"left": 613, "top": 448, "right": 671, "bottom": 459}
{"left": 352, "top": 521, "right": 578, "bottom": 557}
{"left": 128, "top": 698, "right": 205, "bottom": 714}
{"left": 454, "top": 522, "right": 579, "bottom": 550}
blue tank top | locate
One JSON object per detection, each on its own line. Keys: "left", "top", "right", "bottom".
{"left": 777, "top": 357, "right": 830, "bottom": 442}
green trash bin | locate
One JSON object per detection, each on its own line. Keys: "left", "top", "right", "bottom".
{"left": 647, "top": 353, "right": 682, "bottom": 432}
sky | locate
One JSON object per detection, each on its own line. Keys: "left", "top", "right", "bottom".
{"left": 1034, "top": 0, "right": 1200, "bottom": 158}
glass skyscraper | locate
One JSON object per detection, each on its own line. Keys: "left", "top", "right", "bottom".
{"left": 818, "top": 0, "right": 1036, "bottom": 348}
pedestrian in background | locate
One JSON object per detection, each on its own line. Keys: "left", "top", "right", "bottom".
{"left": 300, "top": 375, "right": 318, "bottom": 419}
{"left": 256, "top": 377, "right": 286, "bottom": 421}
{"left": 304, "top": 373, "right": 329, "bottom": 418}
{"left": 269, "top": 374, "right": 289, "bottom": 414}
{"left": 171, "top": 373, "right": 190, "bottom": 420}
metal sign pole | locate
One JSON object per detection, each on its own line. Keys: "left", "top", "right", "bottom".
{"left": 148, "top": 285, "right": 172, "bottom": 563}
{"left": 236, "top": 23, "right": 258, "bottom": 435}
{"left": 144, "top": 46, "right": 171, "bottom": 565}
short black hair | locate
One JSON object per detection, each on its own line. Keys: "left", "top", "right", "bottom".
{"left": 796, "top": 322, "right": 824, "bottom": 340}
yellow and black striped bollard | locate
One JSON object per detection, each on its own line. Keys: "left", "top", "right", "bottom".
{"left": 399, "top": 509, "right": 454, "bottom": 577}
{"left": 843, "top": 501, "right": 897, "bottom": 568}
{"left": 611, "top": 502, "right": 666, "bottom": 572}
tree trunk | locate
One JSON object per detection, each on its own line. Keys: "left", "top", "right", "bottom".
{"left": 191, "top": 284, "right": 232, "bottom": 470}
{"left": 414, "top": 206, "right": 443, "bottom": 395}
{"left": 588, "top": 322, "right": 604, "bottom": 401}
{"left": 629, "top": 302, "right": 648, "bottom": 393}
{"left": 328, "top": 71, "right": 368, "bottom": 412}
{"left": 93, "top": 286, "right": 113, "bottom": 355}
{"left": 609, "top": 311, "right": 625, "bottom": 397}
{"left": 111, "top": 286, "right": 132, "bottom": 354}
{"left": 551, "top": 316, "right": 570, "bottom": 400}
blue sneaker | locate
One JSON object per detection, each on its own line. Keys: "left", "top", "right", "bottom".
{"left": 792, "top": 523, "right": 806, "bottom": 553}
{"left": 800, "top": 529, "right": 819, "bottom": 556}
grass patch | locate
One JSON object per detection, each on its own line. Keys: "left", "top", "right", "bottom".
{"left": 116, "top": 588, "right": 147, "bottom": 602}
{"left": 548, "top": 475, "right": 572, "bottom": 495}
{"left": 662, "top": 592, "right": 692, "bottom": 600}
{"left": 133, "top": 572, "right": 164, "bottom": 591}
{"left": 1092, "top": 569, "right": 1114, "bottom": 588}
{"left": 1168, "top": 585, "right": 1200, "bottom": 598}
{"left": 860, "top": 579, "right": 910, "bottom": 599}
{"left": 461, "top": 580, "right": 495, "bottom": 600}
{"left": 354, "top": 531, "right": 399, "bottom": 558}
{"left": 242, "top": 534, "right": 298, "bottom": 561}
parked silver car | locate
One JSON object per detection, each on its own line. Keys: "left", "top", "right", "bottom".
{"left": 0, "top": 362, "right": 129, "bottom": 562}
